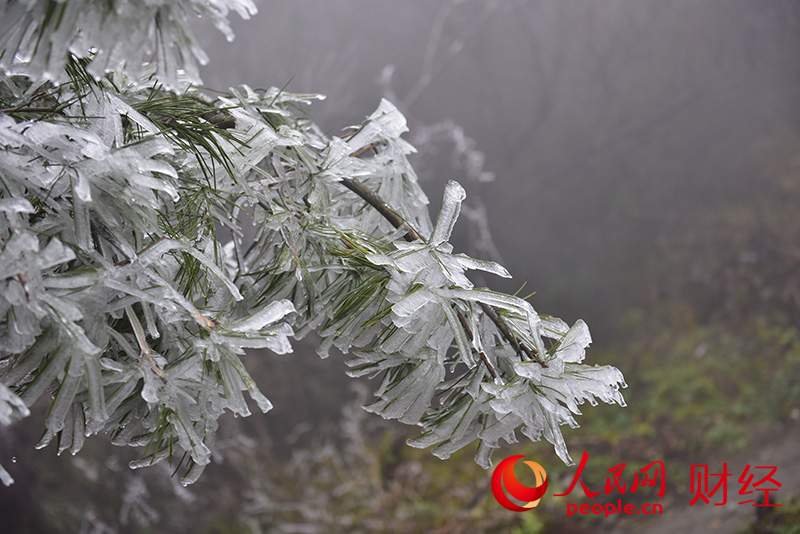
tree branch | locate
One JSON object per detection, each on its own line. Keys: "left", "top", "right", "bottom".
{"left": 456, "top": 308, "right": 497, "bottom": 379}
{"left": 478, "top": 302, "right": 544, "bottom": 366}
{"left": 340, "top": 161, "right": 546, "bottom": 370}
{"left": 340, "top": 177, "right": 422, "bottom": 242}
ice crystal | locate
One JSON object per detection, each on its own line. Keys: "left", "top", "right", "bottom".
{"left": 0, "top": 0, "right": 256, "bottom": 90}
{"left": 0, "top": 3, "right": 626, "bottom": 485}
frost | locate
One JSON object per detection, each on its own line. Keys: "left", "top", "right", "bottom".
{"left": 318, "top": 137, "right": 370, "bottom": 183}
{"left": 228, "top": 300, "right": 295, "bottom": 333}
{"left": 367, "top": 182, "right": 508, "bottom": 294}
{"left": 362, "top": 351, "right": 445, "bottom": 424}
{"left": 345, "top": 99, "right": 410, "bottom": 153}
{"left": 0, "top": 0, "right": 257, "bottom": 90}
{"left": 0, "top": 381, "right": 30, "bottom": 427}
{"left": 0, "top": 198, "right": 34, "bottom": 214}
{"left": 553, "top": 319, "right": 592, "bottom": 364}
{"left": 0, "top": 18, "right": 626, "bottom": 484}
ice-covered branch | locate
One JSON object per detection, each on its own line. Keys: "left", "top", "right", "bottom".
{"left": 0, "top": 8, "right": 626, "bottom": 486}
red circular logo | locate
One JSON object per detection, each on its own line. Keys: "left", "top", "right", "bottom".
{"left": 491, "top": 455, "right": 548, "bottom": 512}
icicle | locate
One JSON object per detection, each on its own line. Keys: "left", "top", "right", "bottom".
{"left": 0, "top": 464, "right": 14, "bottom": 487}
{"left": 430, "top": 180, "right": 466, "bottom": 247}
{"left": 228, "top": 300, "right": 295, "bottom": 332}
{"left": 0, "top": 382, "right": 30, "bottom": 426}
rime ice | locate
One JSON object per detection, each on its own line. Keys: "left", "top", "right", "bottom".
{"left": 0, "top": 5, "right": 626, "bottom": 486}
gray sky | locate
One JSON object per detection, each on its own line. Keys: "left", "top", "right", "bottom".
{"left": 198, "top": 0, "right": 800, "bottom": 342}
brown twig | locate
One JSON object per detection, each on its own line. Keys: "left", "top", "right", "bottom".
{"left": 340, "top": 176, "right": 421, "bottom": 242}
{"left": 456, "top": 308, "right": 497, "bottom": 379}
{"left": 348, "top": 141, "right": 381, "bottom": 158}
{"left": 479, "top": 302, "right": 545, "bottom": 367}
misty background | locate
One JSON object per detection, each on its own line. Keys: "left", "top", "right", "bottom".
{"left": 3, "top": 1, "right": 800, "bottom": 533}
{"left": 195, "top": 2, "right": 800, "bottom": 532}
{"left": 198, "top": 0, "right": 800, "bottom": 342}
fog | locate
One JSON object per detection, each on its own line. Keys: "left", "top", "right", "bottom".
{"left": 193, "top": 5, "right": 800, "bottom": 530}
{"left": 3, "top": 2, "right": 799, "bottom": 533}
{"left": 199, "top": 0, "right": 800, "bottom": 342}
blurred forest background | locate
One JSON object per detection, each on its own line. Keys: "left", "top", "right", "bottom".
{"left": 2, "top": 1, "right": 800, "bottom": 532}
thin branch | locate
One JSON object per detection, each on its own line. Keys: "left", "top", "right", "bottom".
{"left": 0, "top": 107, "right": 58, "bottom": 113}
{"left": 479, "top": 302, "right": 545, "bottom": 366}
{"left": 456, "top": 308, "right": 497, "bottom": 379}
{"left": 340, "top": 176, "right": 421, "bottom": 242}
{"left": 348, "top": 141, "right": 381, "bottom": 158}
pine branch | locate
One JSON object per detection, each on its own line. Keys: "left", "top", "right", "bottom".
{"left": 340, "top": 169, "right": 545, "bottom": 371}
{"left": 479, "top": 302, "right": 545, "bottom": 367}
{"left": 455, "top": 308, "right": 497, "bottom": 379}
{"left": 341, "top": 177, "right": 422, "bottom": 242}
{"left": 0, "top": 1, "right": 625, "bottom": 489}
